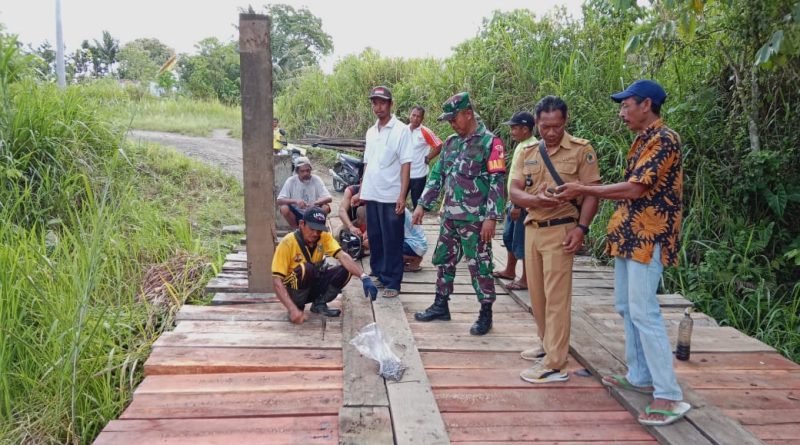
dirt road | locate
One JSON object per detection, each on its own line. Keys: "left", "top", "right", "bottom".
{"left": 128, "top": 130, "right": 337, "bottom": 190}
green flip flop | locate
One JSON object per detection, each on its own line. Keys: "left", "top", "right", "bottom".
{"left": 601, "top": 375, "right": 655, "bottom": 394}
{"left": 639, "top": 401, "right": 692, "bottom": 426}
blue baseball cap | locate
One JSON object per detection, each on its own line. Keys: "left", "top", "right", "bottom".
{"left": 302, "top": 206, "right": 328, "bottom": 231}
{"left": 611, "top": 80, "right": 667, "bottom": 105}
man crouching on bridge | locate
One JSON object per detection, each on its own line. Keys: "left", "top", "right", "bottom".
{"left": 272, "top": 206, "right": 378, "bottom": 324}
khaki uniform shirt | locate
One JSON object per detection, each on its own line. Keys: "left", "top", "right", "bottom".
{"left": 511, "top": 132, "right": 601, "bottom": 224}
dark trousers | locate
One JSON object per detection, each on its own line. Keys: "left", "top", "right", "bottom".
{"left": 407, "top": 176, "right": 427, "bottom": 209}
{"left": 366, "top": 201, "right": 404, "bottom": 290}
{"left": 288, "top": 262, "right": 350, "bottom": 308}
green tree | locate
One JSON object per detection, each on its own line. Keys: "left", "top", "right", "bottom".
{"left": 261, "top": 4, "right": 333, "bottom": 92}
{"left": 178, "top": 37, "right": 240, "bottom": 103}
{"left": 118, "top": 38, "right": 174, "bottom": 82}
{"left": 90, "top": 30, "right": 119, "bottom": 77}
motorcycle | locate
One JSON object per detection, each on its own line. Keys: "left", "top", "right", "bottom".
{"left": 329, "top": 152, "right": 364, "bottom": 192}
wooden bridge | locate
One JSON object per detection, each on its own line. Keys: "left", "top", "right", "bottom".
{"left": 93, "top": 215, "right": 800, "bottom": 445}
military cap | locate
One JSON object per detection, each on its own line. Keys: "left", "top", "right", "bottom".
{"left": 437, "top": 92, "right": 473, "bottom": 121}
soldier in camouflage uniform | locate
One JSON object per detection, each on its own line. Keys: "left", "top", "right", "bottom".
{"left": 411, "top": 92, "right": 506, "bottom": 336}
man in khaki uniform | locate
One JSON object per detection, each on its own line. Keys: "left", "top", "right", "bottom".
{"left": 510, "top": 96, "right": 601, "bottom": 383}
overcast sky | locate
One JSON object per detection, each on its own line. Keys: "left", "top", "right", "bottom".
{"left": 2, "top": 0, "right": 584, "bottom": 72}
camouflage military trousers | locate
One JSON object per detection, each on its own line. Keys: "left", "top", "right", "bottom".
{"left": 432, "top": 218, "right": 496, "bottom": 303}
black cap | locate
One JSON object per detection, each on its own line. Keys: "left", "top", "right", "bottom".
{"left": 368, "top": 86, "right": 392, "bottom": 101}
{"left": 502, "top": 111, "right": 535, "bottom": 127}
{"left": 302, "top": 206, "right": 328, "bottom": 231}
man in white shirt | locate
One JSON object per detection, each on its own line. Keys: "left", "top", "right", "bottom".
{"left": 276, "top": 157, "right": 332, "bottom": 228}
{"left": 404, "top": 106, "right": 443, "bottom": 208}
{"left": 360, "top": 86, "right": 412, "bottom": 298}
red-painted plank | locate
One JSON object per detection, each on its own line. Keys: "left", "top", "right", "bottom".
{"left": 434, "top": 388, "right": 623, "bottom": 412}
{"left": 120, "top": 390, "right": 342, "bottom": 419}
{"left": 94, "top": 416, "right": 337, "bottom": 444}
{"left": 135, "top": 370, "right": 342, "bottom": 394}
{"left": 144, "top": 347, "right": 342, "bottom": 375}
{"left": 444, "top": 411, "right": 652, "bottom": 442}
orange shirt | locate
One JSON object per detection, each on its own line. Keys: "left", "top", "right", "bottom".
{"left": 606, "top": 119, "right": 683, "bottom": 267}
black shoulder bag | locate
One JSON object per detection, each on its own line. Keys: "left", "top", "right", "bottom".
{"left": 538, "top": 140, "right": 581, "bottom": 214}
{"left": 293, "top": 230, "right": 315, "bottom": 264}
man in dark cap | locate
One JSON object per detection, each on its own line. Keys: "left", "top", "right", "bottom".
{"left": 555, "top": 79, "right": 690, "bottom": 425}
{"left": 412, "top": 92, "right": 506, "bottom": 336}
{"left": 272, "top": 207, "right": 378, "bottom": 324}
{"left": 360, "top": 85, "right": 412, "bottom": 299}
{"left": 493, "top": 111, "right": 536, "bottom": 290}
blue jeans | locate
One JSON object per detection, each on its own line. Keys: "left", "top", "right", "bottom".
{"left": 615, "top": 244, "right": 682, "bottom": 401}
{"left": 502, "top": 208, "right": 527, "bottom": 260}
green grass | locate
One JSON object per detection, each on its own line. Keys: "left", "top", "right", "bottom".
{"left": 0, "top": 68, "right": 244, "bottom": 442}
{"left": 116, "top": 96, "right": 241, "bottom": 137}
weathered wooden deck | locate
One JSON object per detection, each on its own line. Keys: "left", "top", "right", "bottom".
{"left": 94, "top": 218, "right": 800, "bottom": 445}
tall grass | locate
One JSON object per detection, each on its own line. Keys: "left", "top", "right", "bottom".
{"left": 0, "top": 41, "right": 244, "bottom": 440}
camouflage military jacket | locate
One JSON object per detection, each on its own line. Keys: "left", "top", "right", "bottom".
{"left": 419, "top": 122, "right": 506, "bottom": 221}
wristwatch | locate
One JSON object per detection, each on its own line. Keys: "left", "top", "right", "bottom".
{"left": 577, "top": 223, "right": 590, "bottom": 235}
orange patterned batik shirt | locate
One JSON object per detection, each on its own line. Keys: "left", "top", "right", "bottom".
{"left": 606, "top": 119, "right": 683, "bottom": 267}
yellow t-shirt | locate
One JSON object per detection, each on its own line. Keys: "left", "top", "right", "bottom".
{"left": 273, "top": 128, "right": 286, "bottom": 150}
{"left": 272, "top": 231, "right": 341, "bottom": 285}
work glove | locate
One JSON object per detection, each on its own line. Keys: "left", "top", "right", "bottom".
{"left": 361, "top": 276, "right": 378, "bottom": 301}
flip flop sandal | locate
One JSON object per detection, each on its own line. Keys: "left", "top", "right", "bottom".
{"left": 404, "top": 265, "right": 422, "bottom": 272}
{"left": 601, "top": 375, "right": 654, "bottom": 394}
{"left": 382, "top": 288, "right": 400, "bottom": 298}
{"left": 492, "top": 271, "right": 515, "bottom": 280}
{"left": 638, "top": 401, "right": 691, "bottom": 426}
{"left": 506, "top": 281, "right": 528, "bottom": 290}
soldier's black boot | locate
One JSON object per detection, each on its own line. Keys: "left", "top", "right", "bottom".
{"left": 414, "top": 294, "right": 451, "bottom": 322}
{"left": 470, "top": 302, "right": 493, "bottom": 336}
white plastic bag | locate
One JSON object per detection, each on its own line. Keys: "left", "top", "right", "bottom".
{"left": 349, "top": 322, "right": 406, "bottom": 381}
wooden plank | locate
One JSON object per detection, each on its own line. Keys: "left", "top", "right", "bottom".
{"left": 135, "top": 370, "right": 342, "bottom": 394}
{"left": 409, "top": 319, "right": 535, "bottom": 336}
{"left": 569, "top": 309, "right": 758, "bottom": 445}
{"left": 597, "top": 325, "right": 775, "bottom": 353}
{"left": 338, "top": 406, "right": 393, "bottom": 445}
{"left": 176, "top": 303, "right": 294, "bottom": 322}
{"left": 221, "top": 224, "right": 246, "bottom": 234}
{"left": 746, "top": 425, "right": 800, "bottom": 441}
{"left": 205, "top": 276, "right": 250, "bottom": 293}
{"left": 144, "top": 347, "right": 342, "bottom": 375}
{"left": 95, "top": 416, "right": 337, "bottom": 444}
{"left": 679, "top": 370, "right": 800, "bottom": 390}
{"left": 172, "top": 320, "right": 326, "bottom": 335}
{"left": 222, "top": 260, "right": 247, "bottom": 271}
{"left": 152, "top": 331, "right": 340, "bottom": 350}
{"left": 399, "top": 298, "right": 523, "bottom": 314}
{"left": 698, "top": 389, "right": 800, "bottom": 410}
{"left": 421, "top": 351, "right": 532, "bottom": 369}
{"left": 211, "top": 292, "right": 278, "bottom": 304}
{"left": 726, "top": 409, "right": 800, "bottom": 425}
{"left": 371, "top": 295, "right": 450, "bottom": 444}
{"left": 239, "top": 14, "right": 274, "bottom": 292}
{"left": 427, "top": 366, "right": 599, "bottom": 389}
{"left": 398, "top": 282, "right": 508, "bottom": 295}
{"left": 674, "top": 352, "right": 799, "bottom": 371}
{"left": 443, "top": 411, "right": 652, "bottom": 442}
{"left": 340, "top": 282, "right": 389, "bottom": 407}
{"left": 414, "top": 333, "right": 533, "bottom": 352}
{"left": 120, "top": 389, "right": 342, "bottom": 418}
{"left": 435, "top": 387, "right": 623, "bottom": 412}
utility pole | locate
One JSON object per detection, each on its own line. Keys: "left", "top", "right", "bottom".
{"left": 55, "top": 0, "right": 66, "bottom": 88}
